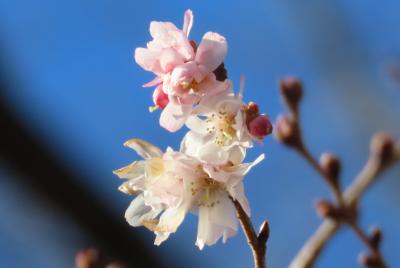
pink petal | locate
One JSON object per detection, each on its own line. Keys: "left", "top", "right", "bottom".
{"left": 197, "top": 73, "right": 231, "bottom": 97}
{"left": 143, "top": 76, "right": 163, "bottom": 87}
{"left": 168, "top": 30, "right": 195, "bottom": 61}
{"left": 170, "top": 61, "right": 197, "bottom": 86}
{"left": 134, "top": 47, "right": 162, "bottom": 74}
{"left": 182, "top": 9, "right": 193, "bottom": 37}
{"left": 159, "top": 48, "right": 184, "bottom": 73}
{"left": 195, "top": 32, "right": 227, "bottom": 73}
{"left": 149, "top": 21, "right": 178, "bottom": 41}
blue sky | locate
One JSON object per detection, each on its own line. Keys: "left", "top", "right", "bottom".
{"left": 1, "top": 1, "right": 400, "bottom": 267}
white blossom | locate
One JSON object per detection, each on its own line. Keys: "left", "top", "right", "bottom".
{"left": 114, "top": 139, "right": 264, "bottom": 248}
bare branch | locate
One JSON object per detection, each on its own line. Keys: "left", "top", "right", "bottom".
{"left": 231, "top": 198, "right": 269, "bottom": 268}
{"left": 289, "top": 144, "right": 400, "bottom": 268}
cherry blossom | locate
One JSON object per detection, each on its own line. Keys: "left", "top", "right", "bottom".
{"left": 114, "top": 139, "right": 264, "bottom": 248}
{"left": 134, "top": 10, "right": 231, "bottom": 132}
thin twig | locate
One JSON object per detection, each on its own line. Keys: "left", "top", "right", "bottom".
{"left": 296, "top": 144, "right": 344, "bottom": 206}
{"left": 349, "top": 223, "right": 387, "bottom": 268}
{"left": 289, "top": 145, "right": 400, "bottom": 268}
{"left": 231, "top": 198, "right": 268, "bottom": 268}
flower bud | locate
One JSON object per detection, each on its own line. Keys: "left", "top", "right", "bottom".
{"left": 315, "top": 199, "right": 337, "bottom": 219}
{"left": 280, "top": 77, "right": 303, "bottom": 111}
{"left": 358, "top": 253, "right": 381, "bottom": 268}
{"left": 319, "top": 153, "right": 341, "bottom": 189}
{"left": 258, "top": 220, "right": 270, "bottom": 244}
{"left": 369, "top": 226, "right": 382, "bottom": 250}
{"left": 152, "top": 86, "right": 169, "bottom": 110}
{"left": 248, "top": 115, "right": 273, "bottom": 139}
{"left": 274, "top": 115, "right": 301, "bottom": 147}
{"left": 75, "top": 248, "right": 98, "bottom": 268}
{"left": 370, "top": 132, "right": 394, "bottom": 164}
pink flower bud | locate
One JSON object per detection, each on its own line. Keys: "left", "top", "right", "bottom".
{"left": 248, "top": 115, "right": 272, "bottom": 139}
{"left": 152, "top": 86, "right": 169, "bottom": 109}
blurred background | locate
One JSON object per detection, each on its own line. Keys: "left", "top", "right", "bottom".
{"left": 0, "top": 0, "right": 399, "bottom": 267}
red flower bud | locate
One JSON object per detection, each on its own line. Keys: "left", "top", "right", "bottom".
{"left": 152, "top": 85, "right": 169, "bottom": 109}
{"left": 248, "top": 115, "right": 273, "bottom": 139}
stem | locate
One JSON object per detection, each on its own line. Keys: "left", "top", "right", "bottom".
{"left": 349, "top": 223, "right": 388, "bottom": 268}
{"left": 231, "top": 198, "right": 267, "bottom": 268}
{"left": 296, "top": 145, "right": 344, "bottom": 206}
{"left": 289, "top": 146, "right": 400, "bottom": 267}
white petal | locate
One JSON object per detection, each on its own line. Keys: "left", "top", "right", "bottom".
{"left": 159, "top": 101, "right": 192, "bottom": 132}
{"left": 228, "top": 181, "right": 251, "bottom": 216}
{"left": 180, "top": 131, "right": 204, "bottom": 157}
{"left": 113, "top": 161, "right": 145, "bottom": 179}
{"left": 200, "top": 142, "right": 232, "bottom": 166}
{"left": 124, "top": 139, "right": 163, "bottom": 159}
{"left": 195, "top": 191, "right": 237, "bottom": 249}
{"left": 125, "top": 194, "right": 161, "bottom": 227}
{"left": 153, "top": 204, "right": 189, "bottom": 245}
{"left": 227, "top": 153, "right": 265, "bottom": 179}
{"left": 185, "top": 116, "right": 209, "bottom": 134}
{"left": 118, "top": 174, "right": 146, "bottom": 195}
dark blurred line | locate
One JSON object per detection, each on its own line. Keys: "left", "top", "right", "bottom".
{"left": 0, "top": 75, "right": 165, "bottom": 268}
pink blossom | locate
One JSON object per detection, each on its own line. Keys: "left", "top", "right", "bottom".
{"left": 134, "top": 10, "right": 195, "bottom": 77}
{"left": 134, "top": 10, "right": 231, "bottom": 132}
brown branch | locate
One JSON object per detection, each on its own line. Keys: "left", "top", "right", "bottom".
{"left": 295, "top": 144, "right": 344, "bottom": 206}
{"left": 288, "top": 141, "right": 400, "bottom": 268}
{"left": 276, "top": 77, "right": 400, "bottom": 267}
{"left": 231, "top": 198, "right": 269, "bottom": 268}
{"left": 349, "top": 223, "right": 387, "bottom": 268}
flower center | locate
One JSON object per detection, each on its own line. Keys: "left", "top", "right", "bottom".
{"left": 190, "top": 167, "right": 224, "bottom": 208}
{"left": 180, "top": 79, "right": 200, "bottom": 92}
{"left": 205, "top": 110, "right": 236, "bottom": 145}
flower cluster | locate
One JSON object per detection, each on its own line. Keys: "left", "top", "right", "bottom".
{"left": 114, "top": 10, "right": 272, "bottom": 249}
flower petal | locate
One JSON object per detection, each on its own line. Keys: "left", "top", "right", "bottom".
{"left": 195, "top": 191, "right": 237, "bottom": 249}
{"left": 125, "top": 194, "right": 161, "bottom": 227}
{"left": 159, "top": 101, "right": 192, "bottom": 132}
{"left": 124, "top": 139, "right": 163, "bottom": 159}
{"left": 134, "top": 47, "right": 162, "bottom": 74}
{"left": 195, "top": 32, "right": 227, "bottom": 73}
{"left": 159, "top": 48, "right": 185, "bottom": 73}
{"left": 228, "top": 181, "right": 251, "bottom": 216}
{"left": 182, "top": 9, "right": 193, "bottom": 37}
{"left": 113, "top": 160, "right": 145, "bottom": 179}
{"left": 149, "top": 21, "right": 178, "bottom": 42}
{"left": 185, "top": 117, "right": 209, "bottom": 134}
{"left": 197, "top": 74, "right": 231, "bottom": 97}
{"left": 153, "top": 204, "right": 188, "bottom": 245}
{"left": 143, "top": 76, "right": 163, "bottom": 88}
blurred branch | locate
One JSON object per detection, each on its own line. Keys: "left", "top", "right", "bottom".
{"left": 276, "top": 77, "right": 400, "bottom": 268}
{"left": 289, "top": 143, "right": 400, "bottom": 268}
